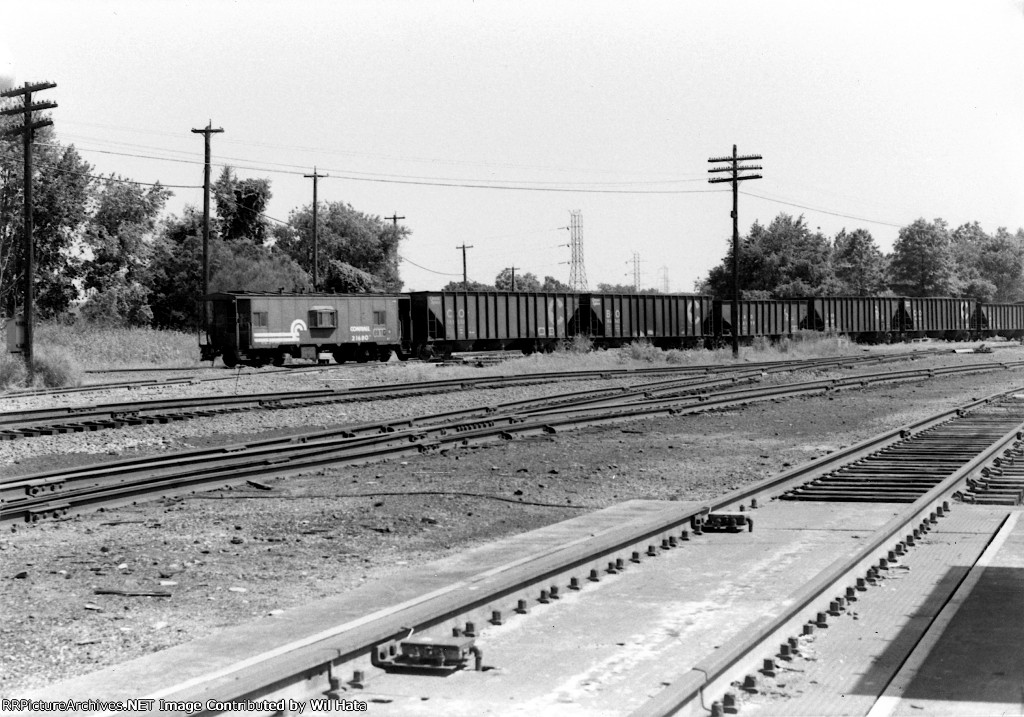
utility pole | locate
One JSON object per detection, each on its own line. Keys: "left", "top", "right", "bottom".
{"left": 568, "top": 210, "right": 588, "bottom": 291}
{"left": 507, "top": 266, "right": 518, "bottom": 292}
{"left": 455, "top": 243, "right": 474, "bottom": 289}
{"left": 191, "top": 121, "right": 224, "bottom": 329}
{"left": 2, "top": 81, "right": 57, "bottom": 375}
{"left": 304, "top": 167, "right": 328, "bottom": 290}
{"left": 384, "top": 213, "right": 405, "bottom": 291}
{"left": 708, "top": 144, "right": 762, "bottom": 358}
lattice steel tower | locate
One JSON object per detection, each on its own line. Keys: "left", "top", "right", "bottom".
{"left": 568, "top": 210, "right": 588, "bottom": 292}
{"left": 631, "top": 252, "right": 641, "bottom": 291}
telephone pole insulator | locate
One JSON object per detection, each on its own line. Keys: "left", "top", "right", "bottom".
{"left": 2, "top": 80, "right": 58, "bottom": 375}
{"left": 708, "top": 144, "right": 763, "bottom": 359}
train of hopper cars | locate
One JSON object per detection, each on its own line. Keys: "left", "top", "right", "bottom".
{"left": 200, "top": 290, "right": 1024, "bottom": 367}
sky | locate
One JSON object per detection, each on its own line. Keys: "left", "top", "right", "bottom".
{"left": 2, "top": 0, "right": 1023, "bottom": 293}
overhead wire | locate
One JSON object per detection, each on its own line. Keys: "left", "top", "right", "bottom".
{"left": 740, "top": 189, "right": 904, "bottom": 228}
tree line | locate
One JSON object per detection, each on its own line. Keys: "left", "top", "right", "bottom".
{"left": 698, "top": 214, "right": 1024, "bottom": 302}
{"left": 0, "top": 129, "right": 408, "bottom": 330}
{"left": 3, "top": 129, "right": 1022, "bottom": 334}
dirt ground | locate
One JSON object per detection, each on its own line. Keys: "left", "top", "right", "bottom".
{"left": 3, "top": 349, "right": 1024, "bottom": 694}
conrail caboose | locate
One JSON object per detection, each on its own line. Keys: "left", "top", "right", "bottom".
{"left": 201, "top": 292, "right": 408, "bottom": 367}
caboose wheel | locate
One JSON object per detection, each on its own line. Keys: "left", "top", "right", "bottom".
{"left": 272, "top": 352, "right": 286, "bottom": 367}
{"left": 222, "top": 351, "right": 239, "bottom": 368}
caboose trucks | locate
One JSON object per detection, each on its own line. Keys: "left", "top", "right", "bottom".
{"left": 202, "top": 291, "right": 408, "bottom": 367}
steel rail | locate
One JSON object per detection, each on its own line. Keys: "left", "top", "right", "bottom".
{"left": 101, "top": 386, "right": 1024, "bottom": 715}
{"left": 0, "top": 352, "right": 910, "bottom": 440}
{"left": 3, "top": 360, "right": 1019, "bottom": 524}
{"left": 632, "top": 406, "right": 1024, "bottom": 716}
{"left": 0, "top": 349, "right": 930, "bottom": 404}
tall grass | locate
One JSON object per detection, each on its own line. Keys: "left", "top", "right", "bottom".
{"left": 34, "top": 322, "right": 201, "bottom": 371}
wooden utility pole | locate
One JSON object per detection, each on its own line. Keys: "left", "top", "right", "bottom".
{"left": 191, "top": 121, "right": 223, "bottom": 329}
{"left": 708, "top": 144, "right": 762, "bottom": 358}
{"left": 2, "top": 81, "right": 57, "bottom": 375}
{"left": 304, "top": 168, "right": 328, "bottom": 290}
{"left": 507, "top": 266, "right": 518, "bottom": 291}
{"left": 456, "top": 243, "right": 474, "bottom": 289}
{"left": 384, "top": 214, "right": 405, "bottom": 291}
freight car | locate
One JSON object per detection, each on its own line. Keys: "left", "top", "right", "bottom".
{"left": 972, "top": 303, "right": 1024, "bottom": 339}
{"left": 712, "top": 296, "right": 977, "bottom": 344}
{"left": 408, "top": 291, "right": 711, "bottom": 356}
{"left": 202, "top": 290, "right": 714, "bottom": 366}
{"left": 707, "top": 299, "right": 810, "bottom": 340}
{"left": 201, "top": 290, "right": 1000, "bottom": 368}
{"left": 201, "top": 292, "right": 407, "bottom": 367}
{"left": 408, "top": 290, "right": 578, "bottom": 357}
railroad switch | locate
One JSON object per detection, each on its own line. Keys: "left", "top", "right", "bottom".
{"left": 702, "top": 511, "right": 753, "bottom": 533}
{"left": 376, "top": 634, "right": 480, "bottom": 673}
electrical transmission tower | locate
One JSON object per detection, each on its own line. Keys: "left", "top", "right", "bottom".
{"left": 630, "top": 252, "right": 641, "bottom": 291}
{"left": 659, "top": 265, "right": 670, "bottom": 293}
{"left": 567, "top": 210, "right": 588, "bottom": 291}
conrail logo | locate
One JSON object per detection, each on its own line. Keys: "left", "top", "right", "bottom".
{"left": 253, "top": 319, "right": 307, "bottom": 343}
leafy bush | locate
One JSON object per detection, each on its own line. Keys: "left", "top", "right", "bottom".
{"left": 556, "top": 335, "right": 594, "bottom": 354}
{"left": 30, "top": 347, "right": 83, "bottom": 388}
{"left": 0, "top": 353, "right": 27, "bottom": 389}
{"left": 624, "top": 340, "right": 662, "bottom": 363}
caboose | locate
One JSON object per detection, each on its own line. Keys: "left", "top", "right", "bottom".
{"left": 202, "top": 292, "right": 408, "bottom": 367}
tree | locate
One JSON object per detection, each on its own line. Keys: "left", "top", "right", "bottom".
{"left": 274, "top": 202, "right": 406, "bottom": 291}
{"left": 78, "top": 176, "right": 173, "bottom": 326}
{"left": 540, "top": 275, "right": 571, "bottom": 292}
{"left": 28, "top": 144, "right": 94, "bottom": 317}
{"left": 596, "top": 283, "right": 638, "bottom": 293}
{"left": 888, "top": 218, "right": 958, "bottom": 296}
{"left": 441, "top": 280, "right": 495, "bottom": 291}
{"left": 951, "top": 222, "right": 1024, "bottom": 302}
{"left": 832, "top": 228, "right": 888, "bottom": 295}
{"left": 213, "top": 167, "right": 272, "bottom": 244}
{"left": 702, "top": 214, "right": 837, "bottom": 298}
{"left": 495, "top": 268, "right": 540, "bottom": 291}
{"left": 147, "top": 209, "right": 311, "bottom": 330}
{"left": 323, "top": 260, "right": 378, "bottom": 293}
{"left": 145, "top": 209, "right": 204, "bottom": 329}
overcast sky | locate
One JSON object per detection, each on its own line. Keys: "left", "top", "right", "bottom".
{"left": 3, "top": 0, "right": 1023, "bottom": 292}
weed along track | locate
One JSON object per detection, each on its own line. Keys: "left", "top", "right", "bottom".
{"left": 12, "top": 363, "right": 1024, "bottom": 716}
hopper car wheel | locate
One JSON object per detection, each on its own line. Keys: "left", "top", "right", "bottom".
{"left": 222, "top": 351, "right": 239, "bottom": 368}
{"left": 378, "top": 348, "right": 393, "bottom": 362}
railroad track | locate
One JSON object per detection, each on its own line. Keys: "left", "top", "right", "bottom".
{"left": 0, "top": 353, "right": 912, "bottom": 440}
{"left": 40, "top": 386, "right": 1024, "bottom": 716}
{"left": 2, "top": 357, "right": 1020, "bottom": 525}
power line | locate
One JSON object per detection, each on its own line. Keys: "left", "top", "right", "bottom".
{"left": 33, "top": 140, "right": 730, "bottom": 195}
{"left": 398, "top": 254, "right": 462, "bottom": 276}
{"left": 739, "top": 189, "right": 905, "bottom": 228}
{"left": 34, "top": 160, "right": 201, "bottom": 189}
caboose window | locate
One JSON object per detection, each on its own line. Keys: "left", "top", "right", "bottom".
{"left": 373, "top": 310, "right": 386, "bottom": 324}
{"left": 308, "top": 309, "right": 337, "bottom": 328}
{"left": 252, "top": 311, "right": 268, "bottom": 328}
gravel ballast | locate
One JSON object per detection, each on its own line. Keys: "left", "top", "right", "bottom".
{"left": 2, "top": 347, "right": 1023, "bottom": 694}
